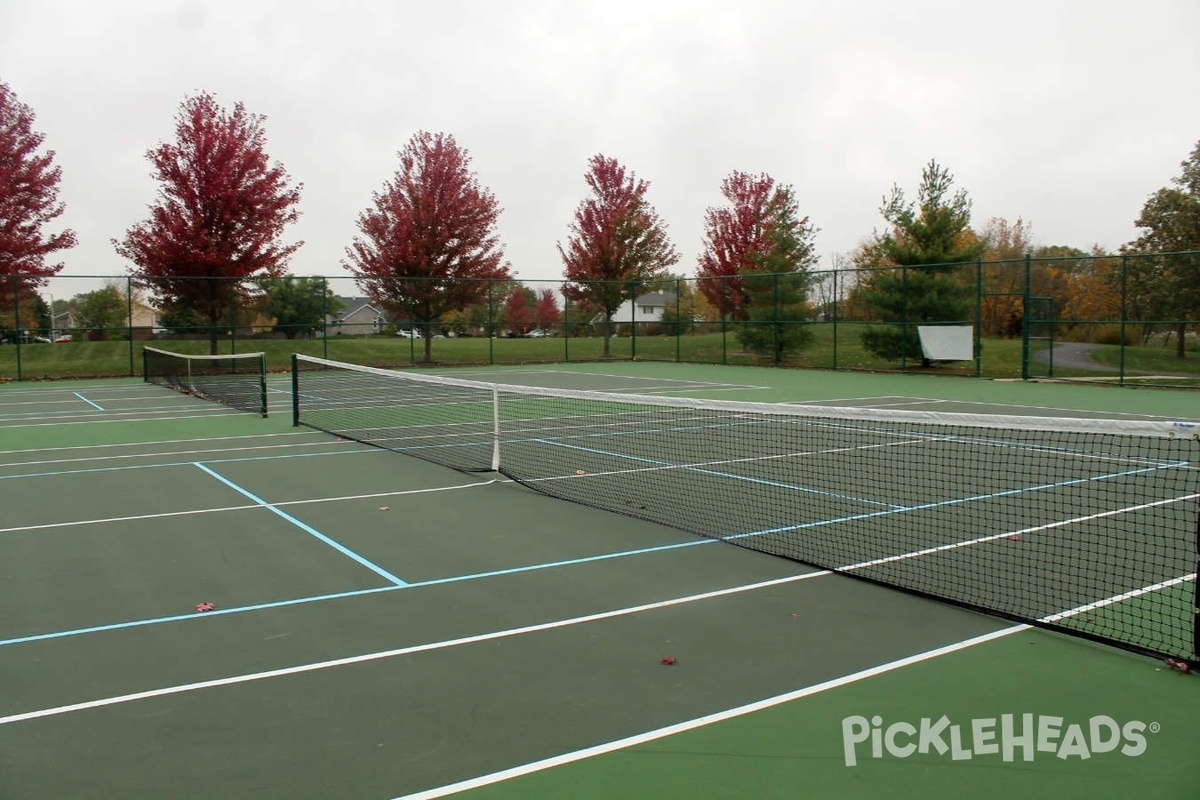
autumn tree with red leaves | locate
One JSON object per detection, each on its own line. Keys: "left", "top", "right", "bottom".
{"left": 0, "top": 82, "right": 76, "bottom": 333}
{"left": 696, "top": 171, "right": 818, "bottom": 358}
{"left": 534, "top": 288, "right": 561, "bottom": 332}
{"left": 114, "top": 92, "right": 303, "bottom": 353}
{"left": 559, "top": 155, "right": 678, "bottom": 356}
{"left": 696, "top": 171, "right": 816, "bottom": 315}
{"left": 346, "top": 131, "right": 510, "bottom": 361}
{"left": 503, "top": 286, "right": 534, "bottom": 333}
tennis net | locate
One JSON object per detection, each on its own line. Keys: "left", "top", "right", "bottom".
{"left": 144, "top": 346, "right": 268, "bottom": 416}
{"left": 291, "top": 354, "right": 1199, "bottom": 668}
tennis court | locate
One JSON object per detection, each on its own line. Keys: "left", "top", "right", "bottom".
{"left": 1, "top": 361, "right": 1197, "bottom": 799}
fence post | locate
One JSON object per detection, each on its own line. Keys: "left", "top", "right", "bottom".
{"left": 13, "top": 275, "right": 22, "bottom": 380}
{"left": 1119, "top": 255, "right": 1128, "bottom": 385}
{"left": 321, "top": 277, "right": 329, "bottom": 359}
{"left": 675, "top": 276, "right": 681, "bottom": 363}
{"left": 630, "top": 280, "right": 639, "bottom": 360}
{"left": 1020, "top": 254, "right": 1031, "bottom": 380}
{"left": 487, "top": 280, "right": 494, "bottom": 366}
{"left": 831, "top": 269, "right": 839, "bottom": 371}
{"left": 720, "top": 276, "right": 728, "bottom": 365}
{"left": 773, "top": 272, "right": 782, "bottom": 363}
{"left": 127, "top": 276, "right": 135, "bottom": 376}
{"left": 974, "top": 258, "right": 983, "bottom": 377}
{"left": 900, "top": 266, "right": 908, "bottom": 371}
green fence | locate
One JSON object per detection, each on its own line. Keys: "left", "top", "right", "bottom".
{"left": 2, "top": 251, "right": 1197, "bottom": 388}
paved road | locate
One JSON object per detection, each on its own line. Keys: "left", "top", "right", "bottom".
{"left": 1035, "top": 342, "right": 1114, "bottom": 371}
{"left": 1036, "top": 341, "right": 1198, "bottom": 377}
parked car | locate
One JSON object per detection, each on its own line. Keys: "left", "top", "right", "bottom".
{"left": 53, "top": 334, "right": 72, "bottom": 343}
{"left": 396, "top": 329, "right": 418, "bottom": 338}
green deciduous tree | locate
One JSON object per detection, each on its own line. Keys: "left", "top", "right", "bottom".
{"left": 259, "top": 276, "right": 342, "bottom": 339}
{"left": 73, "top": 284, "right": 128, "bottom": 339}
{"left": 1122, "top": 140, "right": 1200, "bottom": 358}
{"left": 859, "top": 160, "right": 986, "bottom": 365}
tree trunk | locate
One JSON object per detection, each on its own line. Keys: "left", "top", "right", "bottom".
{"left": 1177, "top": 322, "right": 1187, "bottom": 359}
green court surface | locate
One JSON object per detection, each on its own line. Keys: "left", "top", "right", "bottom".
{"left": 0, "top": 362, "right": 1197, "bottom": 799}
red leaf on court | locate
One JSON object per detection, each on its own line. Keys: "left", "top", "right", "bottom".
{"left": 195, "top": 602, "right": 215, "bottom": 612}
{"left": 661, "top": 656, "right": 677, "bottom": 666}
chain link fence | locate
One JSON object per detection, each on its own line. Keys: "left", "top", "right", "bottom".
{"left": 2, "top": 251, "right": 1197, "bottom": 388}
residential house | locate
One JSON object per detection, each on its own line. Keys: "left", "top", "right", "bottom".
{"left": 129, "top": 298, "right": 159, "bottom": 338}
{"left": 325, "top": 296, "right": 386, "bottom": 337}
{"left": 593, "top": 291, "right": 677, "bottom": 331}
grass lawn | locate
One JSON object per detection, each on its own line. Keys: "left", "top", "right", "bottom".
{"left": 2, "top": 325, "right": 1197, "bottom": 386}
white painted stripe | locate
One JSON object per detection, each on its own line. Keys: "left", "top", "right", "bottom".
{"left": 0, "top": 480, "right": 499, "bottom": 535}
{"left": 0, "top": 430, "right": 322, "bottom": 457}
{"left": 392, "top": 628, "right": 1026, "bottom": 800}
{"left": 0, "top": 570, "right": 834, "bottom": 727}
{"left": 390, "top": 573, "right": 1198, "bottom": 799}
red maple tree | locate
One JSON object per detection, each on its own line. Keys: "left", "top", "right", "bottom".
{"left": 0, "top": 82, "right": 76, "bottom": 330}
{"left": 346, "top": 131, "right": 510, "bottom": 361}
{"left": 503, "top": 289, "right": 533, "bottom": 334}
{"left": 534, "top": 289, "right": 562, "bottom": 332}
{"left": 114, "top": 92, "right": 303, "bottom": 353}
{"left": 558, "top": 155, "right": 678, "bottom": 355}
{"left": 696, "top": 171, "right": 792, "bottom": 320}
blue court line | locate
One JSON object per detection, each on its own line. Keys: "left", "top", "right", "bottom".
{"left": 193, "top": 462, "right": 409, "bottom": 587}
{"left": 0, "top": 447, "right": 382, "bottom": 481}
{"left": 72, "top": 393, "right": 105, "bottom": 411}
{"left": 0, "top": 538, "right": 713, "bottom": 647}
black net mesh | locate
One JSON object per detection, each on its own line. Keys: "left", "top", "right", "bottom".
{"left": 144, "top": 347, "right": 268, "bottom": 417}
{"left": 292, "top": 354, "right": 1199, "bottom": 667}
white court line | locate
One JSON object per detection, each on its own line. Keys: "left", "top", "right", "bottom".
{"left": 3, "top": 569, "right": 1190, "bottom": 751}
{"left": 0, "top": 438, "right": 359, "bottom": 469}
{"left": 393, "top": 629, "right": 1025, "bottom": 800}
{"left": 0, "top": 571, "right": 836, "bottom": 726}
{"left": 393, "top": 571, "right": 1196, "bottom": 799}
{"left": 0, "top": 411, "right": 239, "bottom": 430}
{"left": 0, "top": 430, "right": 323, "bottom": 457}
{"left": 0, "top": 479, "right": 500, "bottom": 535}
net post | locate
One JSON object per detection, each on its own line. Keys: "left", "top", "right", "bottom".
{"left": 141, "top": 346, "right": 148, "bottom": 382}
{"left": 490, "top": 386, "right": 500, "bottom": 472}
{"left": 291, "top": 354, "right": 301, "bottom": 427}
{"left": 1193, "top": 478, "right": 1200, "bottom": 668}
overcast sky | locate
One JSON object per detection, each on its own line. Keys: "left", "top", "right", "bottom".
{"left": 2, "top": 0, "right": 1198, "bottom": 298}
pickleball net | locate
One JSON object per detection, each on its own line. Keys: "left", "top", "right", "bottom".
{"left": 291, "top": 354, "right": 1199, "bottom": 668}
{"left": 144, "top": 346, "right": 268, "bottom": 417}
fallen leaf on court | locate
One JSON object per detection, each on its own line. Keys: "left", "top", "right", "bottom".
{"left": 379, "top": 506, "right": 390, "bottom": 512}
{"left": 575, "top": 469, "right": 585, "bottom": 475}
{"left": 195, "top": 602, "right": 215, "bottom": 613}
{"left": 661, "top": 656, "right": 677, "bottom": 666}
